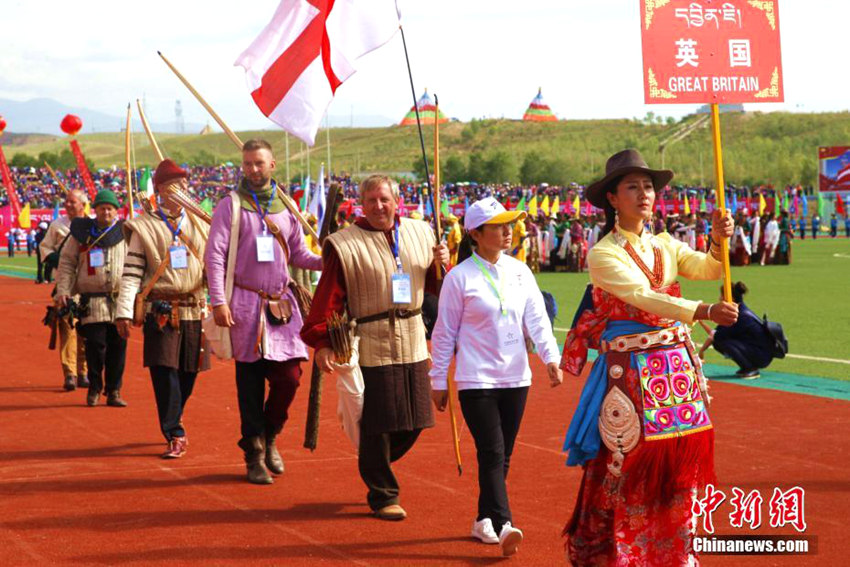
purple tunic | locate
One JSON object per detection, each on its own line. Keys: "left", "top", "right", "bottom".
{"left": 205, "top": 194, "right": 322, "bottom": 363}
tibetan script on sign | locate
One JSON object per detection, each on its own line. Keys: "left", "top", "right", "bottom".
{"left": 641, "top": 1, "right": 784, "bottom": 104}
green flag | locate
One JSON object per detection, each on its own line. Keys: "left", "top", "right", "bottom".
{"left": 200, "top": 198, "right": 213, "bottom": 215}
{"left": 699, "top": 194, "right": 707, "bottom": 213}
{"left": 516, "top": 195, "right": 527, "bottom": 211}
{"left": 440, "top": 198, "right": 450, "bottom": 218}
{"left": 817, "top": 191, "right": 825, "bottom": 217}
{"left": 782, "top": 191, "right": 789, "bottom": 211}
{"left": 139, "top": 167, "right": 153, "bottom": 199}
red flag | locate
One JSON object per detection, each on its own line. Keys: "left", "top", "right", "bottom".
{"left": 69, "top": 140, "right": 97, "bottom": 200}
{"left": 0, "top": 145, "right": 21, "bottom": 218}
{"left": 673, "top": 197, "right": 680, "bottom": 214}
{"left": 235, "top": 0, "right": 401, "bottom": 145}
{"left": 837, "top": 194, "right": 846, "bottom": 216}
{"left": 657, "top": 195, "right": 667, "bottom": 218}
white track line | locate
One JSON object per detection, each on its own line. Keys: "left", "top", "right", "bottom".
{"left": 553, "top": 327, "right": 850, "bottom": 365}
{"left": 0, "top": 263, "right": 37, "bottom": 272}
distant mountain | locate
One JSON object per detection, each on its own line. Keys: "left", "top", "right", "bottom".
{"left": 0, "top": 97, "right": 204, "bottom": 135}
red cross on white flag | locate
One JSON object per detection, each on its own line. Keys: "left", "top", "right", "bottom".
{"left": 236, "top": 0, "right": 401, "bottom": 146}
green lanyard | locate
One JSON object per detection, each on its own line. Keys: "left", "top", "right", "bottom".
{"left": 472, "top": 254, "right": 507, "bottom": 316}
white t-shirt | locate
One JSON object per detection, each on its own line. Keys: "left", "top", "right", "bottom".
{"left": 429, "top": 251, "right": 560, "bottom": 391}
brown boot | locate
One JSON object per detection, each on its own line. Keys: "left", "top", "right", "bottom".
{"left": 237, "top": 437, "right": 273, "bottom": 485}
{"left": 265, "top": 431, "right": 284, "bottom": 475}
{"left": 106, "top": 390, "right": 128, "bottom": 407}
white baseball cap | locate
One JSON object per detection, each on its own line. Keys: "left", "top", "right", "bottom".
{"left": 464, "top": 197, "right": 527, "bottom": 231}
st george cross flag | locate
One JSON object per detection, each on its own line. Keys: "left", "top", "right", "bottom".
{"left": 236, "top": 0, "right": 401, "bottom": 146}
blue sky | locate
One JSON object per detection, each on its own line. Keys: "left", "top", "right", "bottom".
{"left": 0, "top": 0, "right": 844, "bottom": 132}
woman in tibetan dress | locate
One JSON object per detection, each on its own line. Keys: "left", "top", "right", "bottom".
{"left": 560, "top": 150, "right": 737, "bottom": 566}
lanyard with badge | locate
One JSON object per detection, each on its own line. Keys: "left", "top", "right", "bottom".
{"left": 251, "top": 189, "right": 276, "bottom": 263}
{"left": 157, "top": 210, "right": 188, "bottom": 269}
{"left": 87, "top": 219, "right": 118, "bottom": 269}
{"left": 472, "top": 254, "right": 523, "bottom": 351}
{"left": 390, "top": 221, "right": 412, "bottom": 304}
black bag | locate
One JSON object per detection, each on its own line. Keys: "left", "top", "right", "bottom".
{"left": 762, "top": 314, "right": 789, "bottom": 359}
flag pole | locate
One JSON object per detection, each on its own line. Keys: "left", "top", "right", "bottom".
{"left": 400, "top": 26, "right": 461, "bottom": 475}
{"left": 285, "top": 133, "right": 290, "bottom": 188}
{"left": 43, "top": 162, "right": 69, "bottom": 196}
{"left": 434, "top": 94, "right": 462, "bottom": 476}
{"left": 433, "top": 94, "right": 443, "bottom": 276}
{"left": 710, "top": 103, "right": 733, "bottom": 303}
{"left": 399, "top": 25, "right": 438, "bottom": 243}
{"left": 157, "top": 51, "right": 318, "bottom": 241}
{"left": 326, "top": 114, "right": 331, "bottom": 179}
{"left": 124, "top": 103, "right": 136, "bottom": 218}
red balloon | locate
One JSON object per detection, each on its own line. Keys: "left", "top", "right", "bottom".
{"left": 60, "top": 114, "right": 83, "bottom": 136}
{"left": 0, "top": 116, "right": 6, "bottom": 134}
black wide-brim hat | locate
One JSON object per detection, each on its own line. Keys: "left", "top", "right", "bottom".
{"left": 586, "top": 149, "right": 673, "bottom": 209}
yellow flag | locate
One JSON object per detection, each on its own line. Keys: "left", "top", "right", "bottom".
{"left": 573, "top": 194, "right": 580, "bottom": 219}
{"left": 683, "top": 194, "right": 691, "bottom": 215}
{"left": 551, "top": 196, "right": 560, "bottom": 216}
{"left": 528, "top": 194, "right": 538, "bottom": 217}
{"left": 18, "top": 203, "right": 31, "bottom": 229}
{"left": 84, "top": 201, "right": 91, "bottom": 217}
{"left": 758, "top": 193, "right": 767, "bottom": 215}
{"left": 540, "top": 195, "right": 550, "bottom": 216}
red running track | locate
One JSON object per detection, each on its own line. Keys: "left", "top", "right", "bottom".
{"left": 0, "top": 275, "right": 846, "bottom": 566}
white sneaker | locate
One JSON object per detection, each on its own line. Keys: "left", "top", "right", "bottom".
{"left": 470, "top": 518, "right": 499, "bottom": 544}
{"left": 499, "top": 522, "right": 523, "bottom": 557}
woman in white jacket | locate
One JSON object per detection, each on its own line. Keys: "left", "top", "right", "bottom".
{"left": 429, "top": 197, "right": 563, "bottom": 557}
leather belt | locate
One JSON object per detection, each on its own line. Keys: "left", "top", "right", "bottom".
{"left": 147, "top": 292, "right": 201, "bottom": 307}
{"left": 600, "top": 326, "right": 688, "bottom": 354}
{"left": 235, "top": 282, "right": 282, "bottom": 300}
{"left": 357, "top": 308, "right": 421, "bottom": 325}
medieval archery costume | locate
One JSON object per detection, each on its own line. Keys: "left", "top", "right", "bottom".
{"left": 561, "top": 150, "right": 731, "bottom": 565}
{"left": 55, "top": 189, "right": 128, "bottom": 407}
{"left": 116, "top": 160, "right": 211, "bottom": 459}
{"left": 40, "top": 192, "right": 88, "bottom": 391}
{"left": 206, "top": 140, "right": 322, "bottom": 484}
{"left": 301, "top": 175, "right": 446, "bottom": 521}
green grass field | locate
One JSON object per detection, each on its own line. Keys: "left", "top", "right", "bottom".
{"left": 538, "top": 238, "right": 850, "bottom": 382}
{"left": 3, "top": 239, "right": 848, "bottom": 380}
{"left": 7, "top": 110, "right": 850, "bottom": 187}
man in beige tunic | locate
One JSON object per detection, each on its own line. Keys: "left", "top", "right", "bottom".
{"left": 301, "top": 175, "right": 448, "bottom": 521}
{"left": 40, "top": 189, "right": 88, "bottom": 391}
{"left": 55, "top": 189, "right": 128, "bottom": 407}
{"left": 115, "top": 159, "right": 210, "bottom": 459}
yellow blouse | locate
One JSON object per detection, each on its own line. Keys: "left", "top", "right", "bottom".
{"left": 587, "top": 229, "right": 722, "bottom": 323}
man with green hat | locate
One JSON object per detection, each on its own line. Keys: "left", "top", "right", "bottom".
{"left": 55, "top": 188, "right": 129, "bottom": 407}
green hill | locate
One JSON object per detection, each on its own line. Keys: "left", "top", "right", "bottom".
{"left": 5, "top": 111, "right": 850, "bottom": 186}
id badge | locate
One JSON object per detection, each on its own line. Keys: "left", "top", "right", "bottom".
{"left": 169, "top": 246, "right": 188, "bottom": 269}
{"left": 391, "top": 273, "right": 412, "bottom": 305}
{"left": 497, "top": 317, "right": 524, "bottom": 351}
{"left": 256, "top": 235, "right": 275, "bottom": 263}
{"left": 88, "top": 248, "right": 104, "bottom": 268}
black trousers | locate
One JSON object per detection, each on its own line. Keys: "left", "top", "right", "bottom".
{"left": 234, "top": 358, "right": 302, "bottom": 441}
{"left": 459, "top": 386, "right": 530, "bottom": 534}
{"left": 358, "top": 429, "right": 422, "bottom": 511}
{"left": 80, "top": 322, "right": 127, "bottom": 394}
{"left": 150, "top": 366, "right": 197, "bottom": 441}
{"left": 35, "top": 247, "right": 44, "bottom": 282}
{"left": 713, "top": 339, "right": 770, "bottom": 373}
